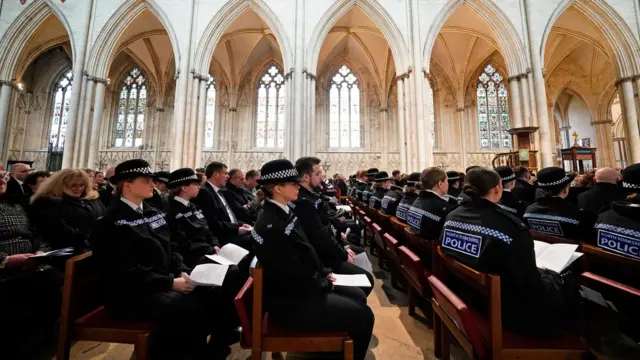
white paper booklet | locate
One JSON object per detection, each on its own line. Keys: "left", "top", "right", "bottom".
{"left": 533, "top": 241, "right": 582, "bottom": 273}
{"left": 184, "top": 264, "right": 229, "bottom": 287}
{"left": 205, "top": 243, "right": 249, "bottom": 265}
{"left": 29, "top": 247, "right": 74, "bottom": 258}
{"left": 336, "top": 205, "right": 352, "bottom": 213}
{"left": 353, "top": 252, "right": 373, "bottom": 273}
{"left": 332, "top": 274, "right": 372, "bottom": 287}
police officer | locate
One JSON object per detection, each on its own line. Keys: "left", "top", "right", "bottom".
{"left": 524, "top": 167, "right": 593, "bottom": 240}
{"left": 354, "top": 170, "right": 369, "bottom": 202}
{"left": 440, "top": 167, "right": 573, "bottom": 336}
{"left": 395, "top": 174, "right": 420, "bottom": 223}
{"left": 252, "top": 159, "right": 374, "bottom": 360}
{"left": 381, "top": 172, "right": 420, "bottom": 216}
{"left": 361, "top": 168, "right": 378, "bottom": 204}
{"left": 369, "top": 171, "right": 391, "bottom": 210}
{"left": 446, "top": 170, "right": 462, "bottom": 203}
{"left": 495, "top": 166, "right": 527, "bottom": 219}
{"left": 90, "top": 160, "right": 235, "bottom": 359}
{"left": 407, "top": 167, "right": 456, "bottom": 240}
{"left": 149, "top": 171, "right": 170, "bottom": 209}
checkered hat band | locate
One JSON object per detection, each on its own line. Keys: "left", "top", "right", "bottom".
{"left": 170, "top": 175, "right": 198, "bottom": 184}
{"left": 261, "top": 168, "right": 298, "bottom": 180}
{"left": 623, "top": 182, "right": 640, "bottom": 189}
{"left": 537, "top": 176, "right": 569, "bottom": 187}
{"left": 501, "top": 174, "right": 516, "bottom": 181}
{"left": 448, "top": 176, "right": 459, "bottom": 181}
{"left": 121, "top": 167, "right": 153, "bottom": 175}
{"left": 158, "top": 177, "right": 169, "bottom": 183}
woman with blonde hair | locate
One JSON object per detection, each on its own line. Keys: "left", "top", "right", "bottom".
{"left": 29, "top": 168, "right": 104, "bottom": 252}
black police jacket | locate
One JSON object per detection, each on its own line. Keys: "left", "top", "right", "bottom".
{"left": 396, "top": 192, "right": 418, "bottom": 222}
{"left": 524, "top": 195, "right": 594, "bottom": 241}
{"left": 369, "top": 187, "right": 388, "bottom": 210}
{"left": 591, "top": 201, "right": 640, "bottom": 264}
{"left": 498, "top": 189, "right": 527, "bottom": 219}
{"left": 513, "top": 178, "right": 536, "bottom": 204}
{"left": 407, "top": 190, "right": 456, "bottom": 240}
{"left": 381, "top": 188, "right": 403, "bottom": 215}
{"left": 252, "top": 200, "right": 333, "bottom": 308}
{"left": 355, "top": 181, "right": 368, "bottom": 201}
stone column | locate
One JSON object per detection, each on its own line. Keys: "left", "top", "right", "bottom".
{"left": 87, "top": 79, "right": 107, "bottom": 170}
{"left": 592, "top": 120, "right": 615, "bottom": 167}
{"left": 519, "top": 74, "right": 532, "bottom": 126}
{"left": 421, "top": 73, "right": 434, "bottom": 167}
{"left": 195, "top": 78, "right": 207, "bottom": 168}
{"left": 404, "top": 74, "right": 417, "bottom": 170}
{"left": 559, "top": 126, "right": 571, "bottom": 149}
{"left": 153, "top": 107, "right": 164, "bottom": 170}
{"left": 227, "top": 107, "right": 236, "bottom": 167}
{"left": 508, "top": 76, "right": 523, "bottom": 128}
{"left": 0, "top": 82, "right": 13, "bottom": 160}
{"left": 396, "top": 78, "right": 407, "bottom": 171}
{"left": 380, "top": 107, "right": 388, "bottom": 169}
{"left": 457, "top": 107, "right": 466, "bottom": 169}
{"left": 71, "top": 74, "right": 88, "bottom": 167}
{"left": 309, "top": 75, "right": 316, "bottom": 156}
{"left": 619, "top": 78, "right": 640, "bottom": 163}
{"left": 78, "top": 78, "right": 95, "bottom": 167}
{"left": 186, "top": 75, "right": 201, "bottom": 167}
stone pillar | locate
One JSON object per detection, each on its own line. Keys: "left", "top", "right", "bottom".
{"left": 396, "top": 78, "right": 407, "bottom": 171}
{"left": 592, "top": 120, "right": 615, "bottom": 167}
{"left": 519, "top": 74, "right": 532, "bottom": 126}
{"left": 78, "top": 78, "right": 95, "bottom": 167}
{"left": 380, "top": 107, "right": 388, "bottom": 169}
{"left": 227, "top": 108, "right": 236, "bottom": 167}
{"left": 309, "top": 75, "right": 316, "bottom": 156}
{"left": 508, "top": 76, "right": 523, "bottom": 128}
{"left": 153, "top": 107, "right": 164, "bottom": 170}
{"left": 619, "top": 78, "right": 640, "bottom": 163}
{"left": 559, "top": 126, "right": 571, "bottom": 149}
{"left": 71, "top": 74, "right": 88, "bottom": 167}
{"left": 404, "top": 74, "right": 417, "bottom": 170}
{"left": 457, "top": 107, "right": 466, "bottom": 169}
{"left": 186, "top": 75, "right": 201, "bottom": 167}
{"left": 87, "top": 80, "right": 106, "bottom": 170}
{"left": 0, "top": 82, "right": 13, "bottom": 160}
{"left": 195, "top": 78, "right": 207, "bottom": 168}
{"left": 421, "top": 73, "right": 434, "bottom": 167}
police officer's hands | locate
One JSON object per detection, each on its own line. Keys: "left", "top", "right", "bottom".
{"left": 214, "top": 246, "right": 221, "bottom": 254}
{"left": 327, "top": 273, "right": 336, "bottom": 281}
{"left": 5, "top": 254, "right": 35, "bottom": 269}
{"left": 346, "top": 248, "right": 356, "bottom": 263}
{"left": 173, "top": 275, "right": 195, "bottom": 293}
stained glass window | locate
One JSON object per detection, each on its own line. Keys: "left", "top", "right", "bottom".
{"left": 204, "top": 75, "right": 216, "bottom": 148}
{"left": 256, "top": 65, "right": 285, "bottom": 148}
{"left": 329, "top": 65, "right": 360, "bottom": 148}
{"left": 477, "top": 64, "right": 511, "bottom": 149}
{"left": 428, "top": 86, "right": 436, "bottom": 149}
{"left": 49, "top": 70, "right": 73, "bottom": 151}
{"left": 114, "top": 67, "right": 146, "bottom": 147}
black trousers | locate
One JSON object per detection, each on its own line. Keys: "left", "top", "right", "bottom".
{"left": 270, "top": 292, "right": 375, "bottom": 360}
{"left": 332, "top": 261, "right": 374, "bottom": 297}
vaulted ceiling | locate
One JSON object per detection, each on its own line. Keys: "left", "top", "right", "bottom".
{"left": 16, "top": 14, "right": 71, "bottom": 79}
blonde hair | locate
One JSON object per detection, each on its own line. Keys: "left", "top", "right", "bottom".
{"left": 31, "top": 168, "right": 98, "bottom": 203}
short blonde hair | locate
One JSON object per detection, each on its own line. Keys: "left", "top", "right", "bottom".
{"left": 31, "top": 168, "right": 98, "bottom": 203}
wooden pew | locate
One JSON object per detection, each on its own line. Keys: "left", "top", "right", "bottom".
{"left": 234, "top": 265, "right": 354, "bottom": 360}
{"left": 370, "top": 223, "right": 386, "bottom": 268}
{"left": 377, "top": 210, "right": 391, "bottom": 236}
{"left": 529, "top": 230, "right": 577, "bottom": 245}
{"left": 397, "top": 246, "right": 433, "bottom": 319}
{"left": 581, "top": 242, "right": 640, "bottom": 288}
{"left": 57, "top": 252, "right": 154, "bottom": 360}
{"left": 390, "top": 216, "right": 409, "bottom": 240}
{"left": 404, "top": 227, "right": 437, "bottom": 269}
{"left": 430, "top": 247, "right": 589, "bottom": 360}
{"left": 382, "top": 233, "right": 406, "bottom": 291}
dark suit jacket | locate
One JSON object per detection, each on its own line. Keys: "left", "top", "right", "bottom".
{"left": 512, "top": 178, "right": 536, "bottom": 204}
{"left": 221, "top": 183, "right": 254, "bottom": 223}
{"left": 577, "top": 183, "right": 628, "bottom": 214}
{"left": 99, "top": 183, "right": 116, "bottom": 208}
{"left": 5, "top": 177, "right": 29, "bottom": 206}
{"left": 192, "top": 182, "right": 241, "bottom": 244}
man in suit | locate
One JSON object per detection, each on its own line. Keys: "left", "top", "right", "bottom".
{"left": 577, "top": 167, "right": 627, "bottom": 214}
{"left": 243, "top": 170, "right": 260, "bottom": 198}
{"left": 512, "top": 166, "right": 536, "bottom": 204}
{"left": 193, "top": 162, "right": 253, "bottom": 250}
{"left": 221, "top": 169, "right": 254, "bottom": 223}
{"left": 5, "top": 163, "right": 31, "bottom": 205}
{"left": 99, "top": 166, "right": 116, "bottom": 207}
{"left": 147, "top": 171, "right": 170, "bottom": 209}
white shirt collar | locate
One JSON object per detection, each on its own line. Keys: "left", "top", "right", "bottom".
{"left": 208, "top": 181, "right": 220, "bottom": 192}
{"left": 120, "top": 197, "right": 143, "bottom": 212}
{"left": 173, "top": 196, "right": 190, "bottom": 207}
{"left": 503, "top": 188, "right": 511, "bottom": 192}
{"left": 268, "top": 199, "right": 290, "bottom": 214}
{"left": 427, "top": 189, "right": 449, "bottom": 202}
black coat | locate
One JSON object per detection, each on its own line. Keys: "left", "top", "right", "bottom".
{"left": 192, "top": 182, "right": 241, "bottom": 244}
{"left": 165, "top": 198, "right": 220, "bottom": 268}
{"left": 252, "top": 200, "right": 332, "bottom": 309}
{"left": 577, "top": 183, "right": 629, "bottom": 215}
{"left": 354, "top": 181, "right": 368, "bottom": 201}
{"left": 5, "top": 177, "right": 29, "bottom": 206}
{"left": 407, "top": 190, "right": 456, "bottom": 240}
{"left": 98, "top": 183, "right": 116, "bottom": 208}
{"left": 368, "top": 187, "right": 387, "bottom": 210}
{"left": 291, "top": 186, "right": 347, "bottom": 267}
{"left": 221, "top": 183, "right": 254, "bottom": 223}
{"left": 524, "top": 196, "right": 595, "bottom": 241}
{"left": 146, "top": 188, "right": 167, "bottom": 210}
{"left": 447, "top": 186, "right": 462, "bottom": 204}
{"left": 498, "top": 190, "right": 527, "bottom": 219}
{"left": 90, "top": 200, "right": 189, "bottom": 309}
{"left": 381, "top": 188, "right": 403, "bottom": 216}
{"left": 513, "top": 178, "right": 537, "bottom": 204}
{"left": 29, "top": 195, "right": 104, "bottom": 251}
{"left": 336, "top": 179, "right": 348, "bottom": 197}
{"left": 395, "top": 192, "right": 418, "bottom": 222}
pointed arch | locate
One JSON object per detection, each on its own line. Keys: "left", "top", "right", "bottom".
{"left": 423, "top": 0, "right": 527, "bottom": 76}
{"left": 194, "top": 0, "right": 293, "bottom": 76}
{"left": 85, "top": 0, "right": 180, "bottom": 78}
{"left": 307, "top": 0, "right": 409, "bottom": 75}
{"left": 540, "top": 0, "right": 639, "bottom": 77}
{"left": 0, "top": 0, "right": 74, "bottom": 80}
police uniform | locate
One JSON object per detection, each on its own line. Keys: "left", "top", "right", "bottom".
{"left": 495, "top": 166, "right": 527, "bottom": 219}
{"left": 396, "top": 191, "right": 418, "bottom": 223}
{"left": 148, "top": 171, "right": 170, "bottom": 209}
{"left": 368, "top": 171, "right": 391, "bottom": 210}
{"left": 407, "top": 190, "right": 456, "bottom": 240}
{"left": 381, "top": 185, "right": 403, "bottom": 215}
{"left": 440, "top": 194, "right": 572, "bottom": 336}
{"left": 90, "top": 160, "right": 235, "bottom": 358}
{"left": 446, "top": 171, "right": 462, "bottom": 204}
{"left": 524, "top": 167, "right": 594, "bottom": 240}
{"left": 252, "top": 160, "right": 374, "bottom": 360}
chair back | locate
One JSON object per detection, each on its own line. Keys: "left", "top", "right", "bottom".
{"left": 398, "top": 246, "right": 429, "bottom": 293}
{"left": 581, "top": 272, "right": 640, "bottom": 321}
{"left": 234, "top": 277, "right": 255, "bottom": 347}
{"left": 383, "top": 233, "right": 400, "bottom": 263}
{"left": 390, "top": 216, "right": 408, "bottom": 238}
{"left": 529, "top": 230, "right": 576, "bottom": 244}
{"left": 581, "top": 243, "right": 640, "bottom": 289}
{"left": 377, "top": 210, "right": 391, "bottom": 232}
{"left": 371, "top": 223, "right": 385, "bottom": 249}
{"left": 404, "top": 228, "right": 437, "bottom": 269}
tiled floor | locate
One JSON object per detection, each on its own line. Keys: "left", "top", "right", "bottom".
{"left": 58, "top": 255, "right": 458, "bottom": 360}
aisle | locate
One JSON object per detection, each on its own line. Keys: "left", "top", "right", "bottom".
{"left": 62, "top": 257, "right": 464, "bottom": 360}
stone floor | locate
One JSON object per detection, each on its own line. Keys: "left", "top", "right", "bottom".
{"left": 56, "top": 256, "right": 467, "bottom": 360}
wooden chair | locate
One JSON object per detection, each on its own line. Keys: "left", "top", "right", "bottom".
{"left": 377, "top": 210, "right": 391, "bottom": 234}
{"left": 430, "top": 246, "right": 589, "bottom": 360}
{"left": 234, "top": 265, "right": 354, "bottom": 360}
{"left": 397, "top": 246, "right": 433, "bottom": 318}
{"left": 529, "top": 230, "right": 576, "bottom": 245}
{"left": 390, "top": 216, "right": 409, "bottom": 240}
{"left": 57, "top": 252, "right": 154, "bottom": 360}
{"left": 382, "top": 233, "right": 406, "bottom": 290}
{"left": 404, "top": 227, "right": 437, "bottom": 269}
{"left": 581, "top": 242, "right": 640, "bottom": 289}
{"left": 362, "top": 216, "right": 373, "bottom": 247}
{"left": 370, "top": 223, "right": 385, "bottom": 259}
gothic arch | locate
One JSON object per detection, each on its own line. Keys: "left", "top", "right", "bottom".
{"left": 597, "top": 82, "right": 619, "bottom": 122}
{"left": 193, "top": 0, "right": 293, "bottom": 77}
{"left": 0, "top": 0, "right": 74, "bottom": 80}
{"left": 423, "top": 0, "right": 527, "bottom": 76}
{"left": 85, "top": 0, "right": 180, "bottom": 78}
{"left": 307, "top": 0, "right": 409, "bottom": 75}
{"left": 540, "top": 0, "right": 639, "bottom": 77}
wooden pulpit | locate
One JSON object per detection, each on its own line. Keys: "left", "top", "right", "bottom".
{"left": 561, "top": 145, "right": 597, "bottom": 174}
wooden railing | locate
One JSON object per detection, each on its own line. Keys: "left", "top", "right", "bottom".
{"left": 491, "top": 151, "right": 519, "bottom": 168}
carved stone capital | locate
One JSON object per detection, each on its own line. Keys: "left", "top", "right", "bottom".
{"left": 616, "top": 75, "right": 635, "bottom": 86}
{"left": 379, "top": 108, "right": 388, "bottom": 113}
{"left": 228, "top": 107, "right": 237, "bottom": 112}
{"left": 591, "top": 120, "right": 612, "bottom": 125}
{"left": 0, "top": 80, "right": 13, "bottom": 86}
{"left": 88, "top": 75, "right": 109, "bottom": 84}
{"left": 156, "top": 107, "right": 165, "bottom": 112}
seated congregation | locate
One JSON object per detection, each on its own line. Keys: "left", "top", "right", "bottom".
{"left": 1, "top": 157, "right": 639, "bottom": 359}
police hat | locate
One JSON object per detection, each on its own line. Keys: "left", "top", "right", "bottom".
{"left": 406, "top": 172, "right": 421, "bottom": 184}
{"left": 258, "top": 159, "right": 301, "bottom": 186}
{"left": 373, "top": 171, "right": 392, "bottom": 182}
{"left": 622, "top": 163, "right": 640, "bottom": 192}
{"left": 536, "top": 167, "right": 572, "bottom": 188}
{"left": 153, "top": 171, "right": 171, "bottom": 184}
{"left": 367, "top": 168, "right": 379, "bottom": 177}
{"left": 494, "top": 166, "right": 516, "bottom": 183}
{"left": 168, "top": 168, "right": 200, "bottom": 189}
{"left": 446, "top": 171, "right": 460, "bottom": 182}
{"left": 110, "top": 159, "right": 154, "bottom": 183}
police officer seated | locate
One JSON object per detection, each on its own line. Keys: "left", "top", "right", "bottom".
{"left": 407, "top": 167, "right": 456, "bottom": 240}
{"left": 446, "top": 170, "right": 462, "bottom": 203}
{"left": 495, "top": 166, "right": 527, "bottom": 219}
{"left": 395, "top": 174, "right": 420, "bottom": 223}
{"left": 354, "top": 169, "right": 368, "bottom": 202}
{"left": 293, "top": 157, "right": 373, "bottom": 296}
{"left": 149, "top": 171, "right": 170, "bottom": 209}
{"left": 361, "top": 168, "right": 378, "bottom": 204}
{"left": 252, "top": 159, "right": 375, "bottom": 360}
{"left": 440, "top": 167, "right": 575, "bottom": 336}
{"left": 90, "top": 159, "right": 237, "bottom": 359}
{"left": 524, "top": 167, "right": 594, "bottom": 241}
{"left": 369, "top": 171, "right": 391, "bottom": 210}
